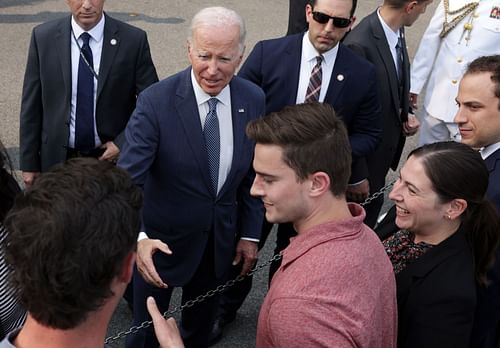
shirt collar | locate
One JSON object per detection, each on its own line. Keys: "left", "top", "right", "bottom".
{"left": 480, "top": 141, "right": 500, "bottom": 160}
{"left": 377, "top": 8, "right": 400, "bottom": 50}
{"left": 282, "top": 203, "right": 366, "bottom": 267}
{"left": 71, "top": 14, "right": 105, "bottom": 43}
{"left": 302, "top": 31, "right": 339, "bottom": 67}
{"left": 190, "top": 68, "right": 231, "bottom": 107}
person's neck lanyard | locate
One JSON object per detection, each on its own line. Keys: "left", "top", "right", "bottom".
{"left": 71, "top": 30, "right": 99, "bottom": 80}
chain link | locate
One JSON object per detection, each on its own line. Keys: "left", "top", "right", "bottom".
{"left": 104, "top": 253, "right": 283, "bottom": 344}
{"left": 360, "top": 180, "right": 395, "bottom": 207}
{"left": 104, "top": 180, "right": 395, "bottom": 344}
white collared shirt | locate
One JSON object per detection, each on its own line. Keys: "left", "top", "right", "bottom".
{"left": 480, "top": 141, "right": 500, "bottom": 160}
{"left": 69, "top": 15, "right": 105, "bottom": 148}
{"left": 377, "top": 8, "right": 401, "bottom": 76}
{"left": 191, "top": 69, "right": 234, "bottom": 195}
{"left": 296, "top": 31, "right": 338, "bottom": 104}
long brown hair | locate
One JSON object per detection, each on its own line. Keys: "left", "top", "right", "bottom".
{"left": 409, "top": 141, "right": 500, "bottom": 286}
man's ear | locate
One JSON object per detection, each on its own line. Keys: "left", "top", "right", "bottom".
{"left": 349, "top": 15, "right": 356, "bottom": 28}
{"left": 305, "top": 3, "right": 314, "bottom": 23}
{"left": 309, "top": 172, "right": 331, "bottom": 197}
{"left": 406, "top": 1, "right": 418, "bottom": 13}
{"left": 119, "top": 251, "right": 136, "bottom": 284}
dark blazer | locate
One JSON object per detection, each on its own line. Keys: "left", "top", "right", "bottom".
{"left": 118, "top": 68, "right": 265, "bottom": 286}
{"left": 343, "top": 11, "right": 410, "bottom": 188}
{"left": 376, "top": 206, "right": 476, "bottom": 348}
{"left": 485, "top": 147, "right": 500, "bottom": 211}
{"left": 238, "top": 34, "right": 382, "bottom": 182}
{"left": 470, "top": 147, "right": 500, "bottom": 348}
{"left": 19, "top": 13, "right": 158, "bottom": 172}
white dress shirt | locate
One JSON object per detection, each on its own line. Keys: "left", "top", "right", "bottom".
{"left": 480, "top": 141, "right": 500, "bottom": 160}
{"left": 296, "top": 31, "right": 338, "bottom": 104}
{"left": 69, "top": 15, "right": 105, "bottom": 149}
{"left": 191, "top": 69, "right": 234, "bottom": 194}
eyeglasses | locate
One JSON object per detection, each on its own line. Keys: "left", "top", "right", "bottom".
{"left": 312, "top": 11, "right": 352, "bottom": 28}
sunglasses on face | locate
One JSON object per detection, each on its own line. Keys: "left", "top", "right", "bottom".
{"left": 312, "top": 11, "right": 351, "bottom": 28}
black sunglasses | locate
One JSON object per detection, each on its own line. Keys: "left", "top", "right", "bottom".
{"left": 312, "top": 11, "right": 351, "bottom": 28}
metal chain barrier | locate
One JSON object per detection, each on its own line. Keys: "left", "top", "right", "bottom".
{"left": 104, "top": 180, "right": 395, "bottom": 344}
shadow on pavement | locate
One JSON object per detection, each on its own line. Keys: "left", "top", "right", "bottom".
{"left": 0, "top": 0, "right": 45, "bottom": 8}
{"left": 0, "top": 11, "right": 184, "bottom": 24}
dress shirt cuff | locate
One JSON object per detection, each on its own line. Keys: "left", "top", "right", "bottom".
{"left": 138, "top": 232, "right": 149, "bottom": 241}
{"left": 241, "top": 237, "right": 260, "bottom": 243}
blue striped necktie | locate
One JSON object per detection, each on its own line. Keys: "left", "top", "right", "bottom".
{"left": 204, "top": 98, "right": 220, "bottom": 194}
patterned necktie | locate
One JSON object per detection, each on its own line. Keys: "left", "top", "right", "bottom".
{"left": 396, "top": 30, "right": 405, "bottom": 86}
{"left": 75, "top": 32, "right": 95, "bottom": 152}
{"left": 305, "top": 56, "right": 323, "bottom": 103}
{"left": 204, "top": 98, "right": 220, "bottom": 194}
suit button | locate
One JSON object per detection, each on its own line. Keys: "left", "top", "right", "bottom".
{"left": 451, "top": 80, "right": 458, "bottom": 84}
{"left": 457, "top": 57, "right": 463, "bottom": 63}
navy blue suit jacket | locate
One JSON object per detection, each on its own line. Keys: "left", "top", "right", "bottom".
{"left": 470, "top": 147, "right": 500, "bottom": 348}
{"left": 238, "top": 34, "right": 382, "bottom": 182}
{"left": 118, "top": 68, "right": 265, "bottom": 286}
{"left": 485, "top": 148, "right": 500, "bottom": 211}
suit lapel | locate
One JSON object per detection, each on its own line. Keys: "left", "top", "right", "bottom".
{"left": 485, "top": 148, "right": 500, "bottom": 173}
{"left": 324, "top": 44, "right": 350, "bottom": 105}
{"left": 218, "top": 79, "right": 248, "bottom": 197}
{"left": 97, "top": 13, "right": 119, "bottom": 100}
{"left": 369, "top": 13, "right": 401, "bottom": 117}
{"left": 57, "top": 17, "right": 72, "bottom": 106}
{"left": 175, "top": 68, "right": 214, "bottom": 195}
{"left": 285, "top": 35, "right": 303, "bottom": 105}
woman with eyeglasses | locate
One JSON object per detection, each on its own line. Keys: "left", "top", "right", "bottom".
{"left": 376, "top": 141, "right": 500, "bottom": 348}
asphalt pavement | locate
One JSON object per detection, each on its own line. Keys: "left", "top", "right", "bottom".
{"left": 0, "top": 0, "right": 437, "bottom": 346}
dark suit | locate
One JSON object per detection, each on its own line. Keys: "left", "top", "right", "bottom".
{"left": 376, "top": 207, "right": 476, "bottom": 348}
{"left": 485, "top": 147, "right": 500, "bottom": 211}
{"left": 19, "top": 14, "right": 158, "bottom": 172}
{"left": 470, "top": 147, "right": 500, "bottom": 348}
{"left": 239, "top": 34, "right": 382, "bottom": 182}
{"left": 343, "top": 11, "right": 410, "bottom": 227}
{"left": 118, "top": 68, "right": 265, "bottom": 348}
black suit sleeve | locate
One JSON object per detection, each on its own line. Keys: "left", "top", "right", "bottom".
{"left": 114, "top": 31, "right": 158, "bottom": 148}
{"left": 19, "top": 28, "right": 43, "bottom": 172}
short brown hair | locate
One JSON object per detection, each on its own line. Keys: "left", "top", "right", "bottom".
{"left": 4, "top": 158, "right": 142, "bottom": 329}
{"left": 383, "top": 0, "right": 428, "bottom": 9}
{"left": 464, "top": 55, "right": 500, "bottom": 110}
{"left": 246, "top": 102, "right": 352, "bottom": 196}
